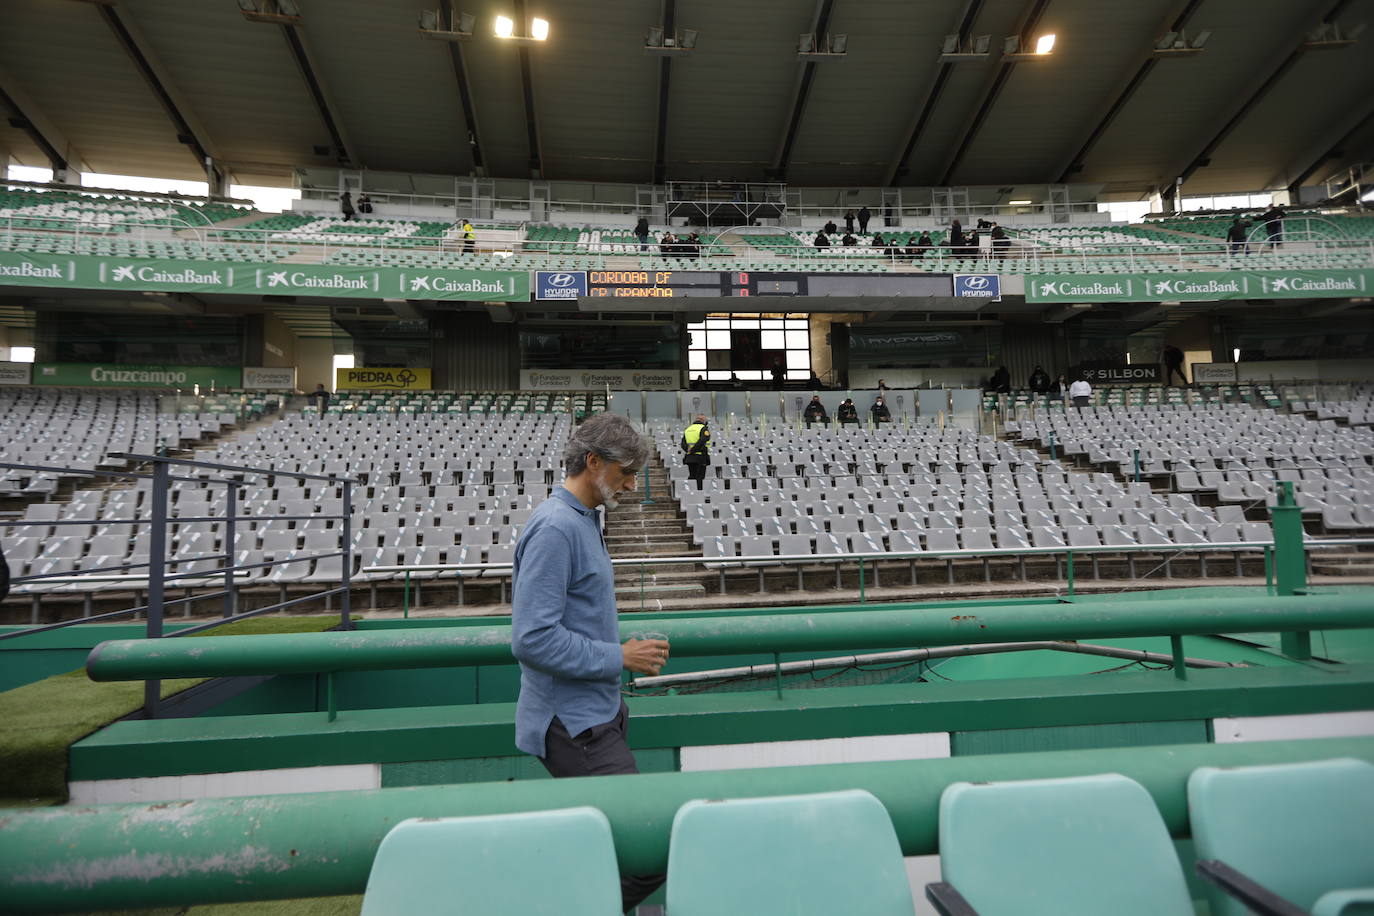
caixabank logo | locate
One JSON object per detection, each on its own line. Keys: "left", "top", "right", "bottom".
{"left": 1260, "top": 273, "right": 1365, "bottom": 295}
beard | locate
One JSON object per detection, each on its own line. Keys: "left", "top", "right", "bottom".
{"left": 595, "top": 476, "right": 620, "bottom": 510}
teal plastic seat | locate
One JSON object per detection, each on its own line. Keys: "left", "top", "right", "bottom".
{"left": 1188, "top": 758, "right": 1374, "bottom": 916}
{"left": 934, "top": 773, "right": 1193, "bottom": 915}
{"left": 360, "top": 806, "right": 622, "bottom": 916}
{"left": 667, "top": 789, "right": 914, "bottom": 916}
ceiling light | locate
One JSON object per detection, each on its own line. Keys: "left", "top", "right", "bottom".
{"left": 1155, "top": 31, "right": 1177, "bottom": 51}
{"left": 458, "top": 11, "right": 475, "bottom": 33}
{"left": 1035, "top": 33, "right": 1055, "bottom": 54}
{"left": 1003, "top": 36, "right": 1020, "bottom": 54}
{"left": 941, "top": 34, "right": 958, "bottom": 54}
{"left": 972, "top": 34, "right": 991, "bottom": 54}
{"left": 829, "top": 33, "right": 847, "bottom": 54}
{"left": 530, "top": 17, "right": 549, "bottom": 40}
{"left": 646, "top": 26, "right": 664, "bottom": 47}
{"left": 1190, "top": 29, "right": 1211, "bottom": 48}
{"left": 679, "top": 29, "right": 697, "bottom": 49}
{"left": 494, "top": 15, "right": 514, "bottom": 38}
{"left": 799, "top": 32, "right": 815, "bottom": 53}
{"left": 1008, "top": 199, "right": 1032, "bottom": 205}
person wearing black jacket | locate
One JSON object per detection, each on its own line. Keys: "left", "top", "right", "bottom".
{"left": 823, "top": 219, "right": 838, "bottom": 235}
{"left": 841, "top": 232, "right": 857, "bottom": 246}
{"left": 814, "top": 230, "right": 830, "bottom": 249}
{"left": 1259, "top": 205, "right": 1284, "bottom": 247}
{"left": 635, "top": 216, "right": 651, "bottom": 251}
{"left": 870, "top": 396, "right": 891, "bottom": 424}
{"left": 916, "top": 232, "right": 933, "bottom": 259}
{"left": 837, "top": 398, "right": 860, "bottom": 426}
{"left": 1227, "top": 219, "right": 1249, "bottom": 255}
{"left": 803, "top": 396, "right": 829, "bottom": 427}
{"left": 989, "top": 366, "right": 1011, "bottom": 393}
{"left": 680, "top": 415, "right": 712, "bottom": 489}
{"left": 0, "top": 539, "right": 8, "bottom": 604}
{"left": 843, "top": 210, "right": 856, "bottom": 234}
{"left": 858, "top": 206, "right": 871, "bottom": 234}
{"left": 1028, "top": 365, "right": 1051, "bottom": 394}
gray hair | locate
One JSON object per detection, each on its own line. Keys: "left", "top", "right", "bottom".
{"left": 563, "top": 413, "right": 649, "bottom": 476}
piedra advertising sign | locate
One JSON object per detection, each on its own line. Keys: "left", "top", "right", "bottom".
{"left": 335, "top": 367, "right": 432, "bottom": 390}
{"left": 0, "top": 252, "right": 528, "bottom": 302}
{"left": 1027, "top": 269, "right": 1373, "bottom": 303}
{"left": 34, "top": 363, "right": 242, "bottom": 388}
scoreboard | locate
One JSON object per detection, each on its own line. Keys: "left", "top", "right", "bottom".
{"left": 581, "top": 270, "right": 952, "bottom": 298}
{"left": 585, "top": 270, "right": 800, "bottom": 298}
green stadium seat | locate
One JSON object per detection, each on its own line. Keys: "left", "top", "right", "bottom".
{"left": 667, "top": 790, "right": 914, "bottom": 916}
{"left": 929, "top": 773, "right": 1194, "bottom": 916}
{"left": 360, "top": 807, "right": 622, "bottom": 915}
{"left": 1188, "top": 758, "right": 1374, "bottom": 916}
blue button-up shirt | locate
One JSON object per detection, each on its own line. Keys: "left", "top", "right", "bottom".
{"left": 511, "top": 486, "right": 623, "bottom": 758}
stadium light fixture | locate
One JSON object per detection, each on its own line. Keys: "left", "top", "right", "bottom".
{"left": 1035, "top": 34, "right": 1055, "bottom": 54}
{"left": 1303, "top": 21, "right": 1365, "bottom": 48}
{"left": 492, "top": 14, "right": 549, "bottom": 42}
{"left": 418, "top": 8, "right": 475, "bottom": 41}
{"left": 1008, "top": 199, "right": 1032, "bottom": 205}
{"left": 237, "top": 0, "right": 302, "bottom": 24}
{"left": 1002, "top": 33, "right": 1054, "bottom": 60}
{"left": 799, "top": 32, "right": 847, "bottom": 59}
{"left": 680, "top": 29, "right": 698, "bottom": 49}
{"left": 1154, "top": 28, "right": 1210, "bottom": 56}
{"left": 941, "top": 33, "right": 991, "bottom": 60}
{"left": 646, "top": 27, "right": 699, "bottom": 54}
{"left": 531, "top": 17, "right": 549, "bottom": 40}
{"left": 494, "top": 15, "right": 515, "bottom": 37}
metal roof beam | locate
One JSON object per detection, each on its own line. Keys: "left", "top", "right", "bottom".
{"left": 769, "top": 0, "right": 836, "bottom": 181}
{"left": 651, "top": 0, "right": 676, "bottom": 184}
{"left": 279, "top": 23, "right": 357, "bottom": 167}
{"left": 1160, "top": 0, "right": 1350, "bottom": 197}
{"left": 1280, "top": 98, "right": 1374, "bottom": 195}
{"left": 514, "top": 0, "right": 543, "bottom": 178}
{"left": 936, "top": 0, "right": 1052, "bottom": 187}
{"left": 1052, "top": 0, "right": 1203, "bottom": 184}
{"left": 438, "top": 0, "right": 487, "bottom": 176}
{"left": 0, "top": 72, "right": 73, "bottom": 175}
{"left": 96, "top": 4, "right": 225, "bottom": 192}
{"left": 884, "top": 0, "right": 984, "bottom": 186}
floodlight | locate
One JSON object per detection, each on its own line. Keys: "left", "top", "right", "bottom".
{"left": 1156, "top": 31, "right": 1177, "bottom": 50}
{"left": 276, "top": 0, "right": 300, "bottom": 15}
{"left": 1003, "top": 36, "right": 1020, "bottom": 54}
{"left": 829, "top": 33, "right": 846, "bottom": 53}
{"left": 680, "top": 28, "right": 697, "bottom": 49}
{"left": 1035, "top": 33, "right": 1055, "bottom": 54}
{"left": 1190, "top": 29, "right": 1211, "bottom": 48}
{"left": 494, "top": 15, "right": 514, "bottom": 37}
{"left": 941, "top": 34, "right": 958, "bottom": 54}
{"left": 972, "top": 34, "right": 991, "bottom": 54}
{"left": 458, "top": 11, "right": 475, "bottom": 32}
{"left": 531, "top": 17, "right": 549, "bottom": 40}
{"left": 799, "top": 33, "right": 815, "bottom": 53}
{"left": 1347, "top": 22, "right": 1368, "bottom": 39}
{"left": 419, "top": 10, "right": 438, "bottom": 30}
{"left": 237, "top": 0, "right": 256, "bottom": 10}
{"left": 646, "top": 26, "right": 664, "bottom": 47}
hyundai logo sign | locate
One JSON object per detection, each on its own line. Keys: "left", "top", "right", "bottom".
{"left": 535, "top": 270, "right": 588, "bottom": 300}
{"left": 953, "top": 274, "right": 1001, "bottom": 299}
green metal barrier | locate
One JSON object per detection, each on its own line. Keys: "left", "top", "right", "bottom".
{"left": 87, "top": 592, "right": 1374, "bottom": 682}
{"left": 2, "top": 736, "right": 1371, "bottom": 913}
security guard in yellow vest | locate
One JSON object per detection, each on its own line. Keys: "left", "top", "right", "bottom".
{"left": 462, "top": 218, "right": 476, "bottom": 253}
{"left": 680, "top": 414, "right": 712, "bottom": 490}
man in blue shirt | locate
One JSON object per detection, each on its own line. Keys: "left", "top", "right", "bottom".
{"left": 511, "top": 412, "right": 669, "bottom": 913}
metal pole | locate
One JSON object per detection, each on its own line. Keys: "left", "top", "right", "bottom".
{"left": 341, "top": 481, "right": 354, "bottom": 630}
{"left": 222, "top": 485, "right": 237, "bottom": 618}
{"left": 143, "top": 458, "right": 171, "bottom": 718}
{"left": 1171, "top": 635, "right": 1188, "bottom": 680}
{"left": 1133, "top": 448, "right": 1141, "bottom": 482}
{"left": 1272, "top": 480, "right": 1311, "bottom": 659}
{"left": 1048, "top": 431, "right": 1057, "bottom": 461}
{"left": 1066, "top": 550, "right": 1075, "bottom": 596}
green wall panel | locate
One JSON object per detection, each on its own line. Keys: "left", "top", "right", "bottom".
{"left": 952, "top": 720, "right": 1211, "bottom": 757}
{"left": 381, "top": 749, "right": 677, "bottom": 787}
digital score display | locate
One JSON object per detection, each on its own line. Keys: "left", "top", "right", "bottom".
{"left": 580, "top": 271, "right": 949, "bottom": 299}
{"left": 585, "top": 270, "right": 770, "bottom": 298}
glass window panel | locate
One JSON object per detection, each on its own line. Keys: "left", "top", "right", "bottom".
{"left": 786, "top": 350, "right": 810, "bottom": 369}
{"left": 787, "top": 369, "right": 810, "bottom": 380}
{"left": 731, "top": 319, "right": 760, "bottom": 329}
{"left": 706, "top": 318, "right": 730, "bottom": 330}
{"left": 785, "top": 319, "right": 808, "bottom": 330}
{"left": 785, "top": 330, "right": 809, "bottom": 349}
{"left": 689, "top": 351, "right": 707, "bottom": 370}
{"left": 687, "top": 322, "right": 705, "bottom": 333}
{"left": 706, "top": 330, "right": 731, "bottom": 349}
{"left": 707, "top": 370, "right": 733, "bottom": 381}
{"left": 761, "top": 330, "right": 785, "bottom": 349}
{"left": 761, "top": 320, "right": 784, "bottom": 330}
{"left": 687, "top": 329, "right": 705, "bottom": 349}
{"left": 740, "top": 370, "right": 765, "bottom": 380}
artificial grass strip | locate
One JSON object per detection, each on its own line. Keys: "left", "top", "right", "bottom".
{"left": 0, "top": 616, "right": 351, "bottom": 801}
{"left": 70, "top": 896, "right": 363, "bottom": 916}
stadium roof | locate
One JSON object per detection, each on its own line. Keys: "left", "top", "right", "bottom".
{"left": 0, "top": 0, "right": 1372, "bottom": 198}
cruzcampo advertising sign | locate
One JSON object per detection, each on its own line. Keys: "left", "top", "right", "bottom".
{"left": 1026, "top": 269, "right": 1374, "bottom": 303}
{"left": 34, "top": 363, "right": 242, "bottom": 388}
{"left": 0, "top": 251, "right": 528, "bottom": 302}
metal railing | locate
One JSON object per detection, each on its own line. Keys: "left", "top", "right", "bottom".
{"left": 0, "top": 454, "right": 357, "bottom": 716}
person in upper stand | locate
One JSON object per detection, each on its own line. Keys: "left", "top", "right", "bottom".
{"left": 690, "top": 374, "right": 707, "bottom": 391}
{"left": 1226, "top": 218, "right": 1249, "bottom": 255}
{"left": 837, "top": 397, "right": 860, "bottom": 426}
{"left": 870, "top": 396, "right": 891, "bottom": 424}
{"left": 823, "top": 219, "right": 838, "bottom": 235}
{"left": 947, "top": 221, "right": 966, "bottom": 255}
{"left": 770, "top": 356, "right": 786, "bottom": 390}
{"left": 1048, "top": 374, "right": 1066, "bottom": 401}
{"left": 357, "top": 194, "right": 373, "bottom": 214}
{"left": 991, "top": 225, "right": 1010, "bottom": 259}
{"left": 806, "top": 372, "right": 826, "bottom": 390}
{"left": 814, "top": 230, "right": 831, "bottom": 249}
{"left": 308, "top": 383, "right": 332, "bottom": 415}
{"left": 1162, "top": 345, "right": 1187, "bottom": 387}
{"left": 976, "top": 217, "right": 994, "bottom": 229}
{"left": 904, "top": 236, "right": 920, "bottom": 259}
{"left": 1069, "top": 377, "right": 1093, "bottom": 409}
{"left": 340, "top": 191, "right": 356, "bottom": 222}
{"left": 1028, "top": 365, "right": 1051, "bottom": 394}
{"left": 871, "top": 233, "right": 886, "bottom": 250}
{"left": 803, "top": 395, "right": 829, "bottom": 428}
{"left": 916, "top": 232, "right": 933, "bottom": 259}
{"left": 729, "top": 373, "right": 744, "bottom": 390}
{"left": 634, "top": 215, "right": 651, "bottom": 251}
{"left": 966, "top": 229, "right": 981, "bottom": 258}
{"left": 989, "top": 366, "right": 1011, "bottom": 394}
{"left": 841, "top": 231, "right": 857, "bottom": 247}
{"left": 1259, "top": 204, "right": 1285, "bottom": 248}
{"left": 858, "top": 205, "right": 871, "bottom": 234}
{"left": 844, "top": 209, "right": 856, "bottom": 234}
{"left": 462, "top": 218, "right": 476, "bottom": 253}
{"left": 659, "top": 232, "right": 676, "bottom": 257}
{"left": 876, "top": 378, "right": 890, "bottom": 391}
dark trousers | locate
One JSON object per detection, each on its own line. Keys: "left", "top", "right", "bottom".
{"left": 540, "top": 702, "right": 665, "bottom": 913}
{"left": 1073, "top": 396, "right": 1090, "bottom": 408}
{"left": 1165, "top": 363, "right": 1187, "bottom": 386}
{"left": 687, "top": 461, "right": 707, "bottom": 489}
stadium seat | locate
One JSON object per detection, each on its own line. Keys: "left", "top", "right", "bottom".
{"left": 928, "top": 773, "right": 1194, "bottom": 915}
{"left": 667, "top": 790, "right": 914, "bottom": 916}
{"left": 361, "top": 807, "right": 622, "bottom": 915}
{"left": 1188, "top": 758, "right": 1374, "bottom": 916}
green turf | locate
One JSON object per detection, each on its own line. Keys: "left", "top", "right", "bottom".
{"left": 0, "top": 617, "right": 349, "bottom": 801}
{"left": 68, "top": 896, "right": 362, "bottom": 916}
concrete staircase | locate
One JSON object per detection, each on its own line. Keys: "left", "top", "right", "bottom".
{"left": 603, "top": 452, "right": 709, "bottom": 609}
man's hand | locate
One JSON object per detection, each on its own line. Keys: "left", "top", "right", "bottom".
{"left": 622, "top": 638, "right": 671, "bottom": 676}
